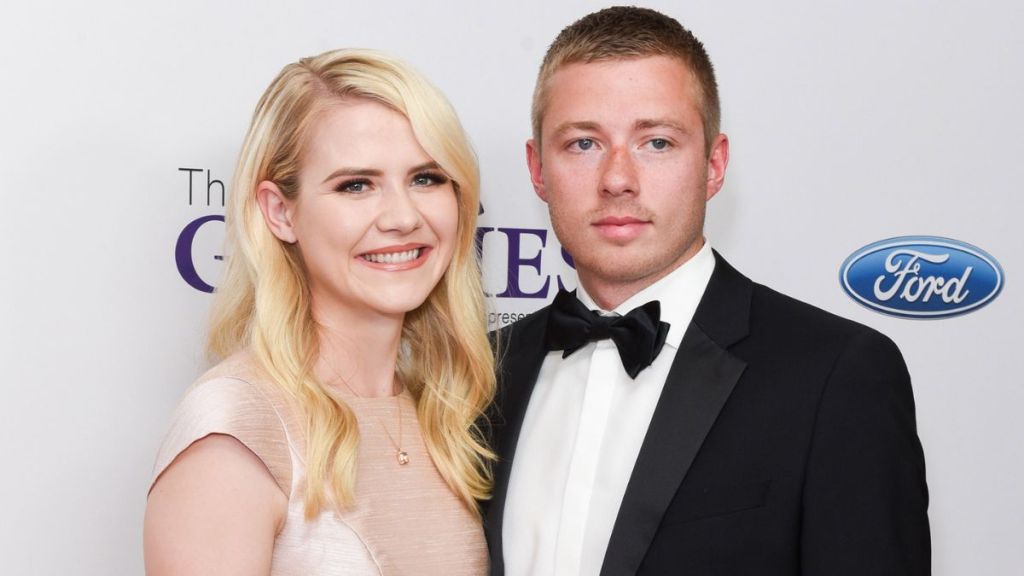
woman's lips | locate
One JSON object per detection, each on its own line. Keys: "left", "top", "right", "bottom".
{"left": 358, "top": 244, "right": 431, "bottom": 270}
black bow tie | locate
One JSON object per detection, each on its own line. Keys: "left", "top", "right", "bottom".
{"left": 544, "top": 289, "right": 670, "bottom": 379}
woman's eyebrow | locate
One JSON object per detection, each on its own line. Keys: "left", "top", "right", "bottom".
{"left": 321, "top": 167, "right": 383, "bottom": 184}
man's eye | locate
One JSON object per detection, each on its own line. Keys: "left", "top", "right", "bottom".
{"left": 648, "top": 138, "right": 671, "bottom": 150}
{"left": 571, "top": 138, "right": 595, "bottom": 151}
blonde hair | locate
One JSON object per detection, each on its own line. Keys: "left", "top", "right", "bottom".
{"left": 208, "top": 48, "right": 495, "bottom": 518}
{"left": 532, "top": 6, "right": 721, "bottom": 154}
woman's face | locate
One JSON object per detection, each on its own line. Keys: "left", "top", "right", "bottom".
{"left": 268, "top": 99, "right": 460, "bottom": 323}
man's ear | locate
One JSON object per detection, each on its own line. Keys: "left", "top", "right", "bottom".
{"left": 526, "top": 139, "right": 548, "bottom": 202}
{"left": 705, "top": 133, "right": 730, "bottom": 201}
{"left": 256, "top": 181, "right": 297, "bottom": 243}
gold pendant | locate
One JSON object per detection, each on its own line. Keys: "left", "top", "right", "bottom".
{"left": 397, "top": 450, "right": 409, "bottom": 465}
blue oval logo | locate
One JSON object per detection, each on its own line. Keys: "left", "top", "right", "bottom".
{"left": 840, "top": 236, "right": 1004, "bottom": 319}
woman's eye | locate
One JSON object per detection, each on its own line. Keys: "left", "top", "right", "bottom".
{"left": 412, "top": 172, "right": 449, "bottom": 187}
{"left": 648, "top": 138, "right": 671, "bottom": 150}
{"left": 570, "top": 138, "right": 596, "bottom": 151}
{"left": 337, "top": 179, "right": 370, "bottom": 193}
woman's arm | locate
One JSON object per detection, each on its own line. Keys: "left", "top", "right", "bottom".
{"left": 144, "top": 434, "right": 288, "bottom": 576}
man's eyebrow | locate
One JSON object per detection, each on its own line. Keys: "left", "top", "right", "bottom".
{"left": 321, "top": 167, "right": 383, "bottom": 184}
{"left": 550, "top": 121, "right": 601, "bottom": 138}
{"left": 634, "top": 118, "right": 687, "bottom": 132}
{"left": 549, "top": 119, "right": 689, "bottom": 139}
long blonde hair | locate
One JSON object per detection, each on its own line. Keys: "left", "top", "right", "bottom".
{"left": 208, "top": 48, "right": 495, "bottom": 517}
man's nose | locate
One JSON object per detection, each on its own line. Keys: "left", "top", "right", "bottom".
{"left": 599, "top": 146, "right": 639, "bottom": 197}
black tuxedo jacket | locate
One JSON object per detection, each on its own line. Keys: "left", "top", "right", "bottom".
{"left": 484, "top": 253, "right": 930, "bottom": 575}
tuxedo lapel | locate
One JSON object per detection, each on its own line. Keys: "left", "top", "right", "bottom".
{"left": 600, "top": 253, "right": 752, "bottom": 576}
{"left": 485, "top": 308, "right": 552, "bottom": 576}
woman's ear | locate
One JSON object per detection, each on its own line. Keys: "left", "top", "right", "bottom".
{"left": 256, "top": 181, "right": 298, "bottom": 243}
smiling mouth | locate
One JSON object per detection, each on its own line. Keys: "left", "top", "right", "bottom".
{"left": 360, "top": 248, "right": 423, "bottom": 264}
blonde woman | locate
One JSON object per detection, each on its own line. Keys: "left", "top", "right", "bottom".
{"left": 144, "top": 49, "right": 494, "bottom": 575}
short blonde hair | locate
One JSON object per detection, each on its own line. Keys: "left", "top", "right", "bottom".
{"left": 532, "top": 6, "right": 721, "bottom": 154}
{"left": 209, "top": 48, "right": 494, "bottom": 517}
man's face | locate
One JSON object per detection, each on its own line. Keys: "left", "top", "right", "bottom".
{"left": 528, "top": 55, "right": 728, "bottom": 307}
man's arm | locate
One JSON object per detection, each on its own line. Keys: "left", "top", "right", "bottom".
{"left": 801, "top": 330, "right": 930, "bottom": 575}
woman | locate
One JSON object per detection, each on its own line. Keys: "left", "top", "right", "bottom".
{"left": 144, "top": 49, "right": 494, "bottom": 575}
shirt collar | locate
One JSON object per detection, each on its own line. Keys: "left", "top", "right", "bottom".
{"left": 576, "top": 241, "right": 716, "bottom": 349}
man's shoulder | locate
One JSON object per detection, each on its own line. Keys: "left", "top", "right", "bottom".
{"left": 752, "top": 281, "right": 861, "bottom": 329}
{"left": 493, "top": 303, "right": 552, "bottom": 341}
{"left": 490, "top": 304, "right": 552, "bottom": 361}
{"left": 745, "top": 279, "right": 900, "bottom": 358}
{"left": 702, "top": 252, "right": 893, "bottom": 348}
{"left": 497, "top": 305, "right": 550, "bottom": 335}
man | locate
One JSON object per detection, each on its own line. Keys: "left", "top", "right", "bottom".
{"left": 485, "top": 7, "right": 930, "bottom": 576}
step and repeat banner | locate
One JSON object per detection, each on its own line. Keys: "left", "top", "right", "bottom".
{"left": 1, "top": 1, "right": 1020, "bottom": 574}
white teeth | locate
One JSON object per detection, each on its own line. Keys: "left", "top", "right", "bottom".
{"left": 362, "top": 249, "right": 422, "bottom": 264}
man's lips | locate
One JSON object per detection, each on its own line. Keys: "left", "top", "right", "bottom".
{"left": 593, "top": 216, "right": 649, "bottom": 226}
{"left": 592, "top": 216, "right": 650, "bottom": 241}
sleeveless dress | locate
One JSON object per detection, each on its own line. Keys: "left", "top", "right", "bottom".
{"left": 150, "top": 351, "right": 487, "bottom": 575}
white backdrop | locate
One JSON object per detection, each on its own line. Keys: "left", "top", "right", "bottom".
{"left": 1, "top": 1, "right": 1021, "bottom": 574}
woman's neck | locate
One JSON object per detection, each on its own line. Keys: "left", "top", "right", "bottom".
{"left": 313, "top": 306, "right": 405, "bottom": 398}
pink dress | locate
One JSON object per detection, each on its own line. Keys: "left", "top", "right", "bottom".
{"left": 151, "top": 351, "right": 487, "bottom": 575}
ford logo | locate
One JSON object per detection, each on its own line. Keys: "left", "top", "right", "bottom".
{"left": 840, "top": 236, "right": 1004, "bottom": 319}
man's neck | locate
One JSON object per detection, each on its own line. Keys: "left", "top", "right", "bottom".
{"left": 578, "top": 242, "right": 706, "bottom": 310}
{"left": 578, "top": 277, "right": 652, "bottom": 311}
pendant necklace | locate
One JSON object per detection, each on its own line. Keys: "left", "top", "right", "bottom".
{"left": 334, "top": 373, "right": 409, "bottom": 466}
{"left": 381, "top": 399, "right": 409, "bottom": 466}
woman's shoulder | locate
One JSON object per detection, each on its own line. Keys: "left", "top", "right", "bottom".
{"left": 195, "top": 348, "right": 270, "bottom": 387}
{"left": 150, "top": 349, "right": 299, "bottom": 496}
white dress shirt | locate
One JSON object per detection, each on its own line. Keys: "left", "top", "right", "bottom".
{"left": 503, "top": 243, "right": 716, "bottom": 576}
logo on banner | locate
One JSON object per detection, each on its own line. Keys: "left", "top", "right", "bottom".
{"left": 840, "top": 236, "right": 1004, "bottom": 319}
{"left": 175, "top": 167, "right": 225, "bottom": 293}
{"left": 173, "top": 169, "right": 577, "bottom": 328}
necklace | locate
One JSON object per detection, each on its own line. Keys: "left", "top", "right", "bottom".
{"left": 332, "top": 371, "right": 409, "bottom": 466}
{"left": 380, "top": 401, "right": 410, "bottom": 466}
{"left": 317, "top": 330, "right": 410, "bottom": 466}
